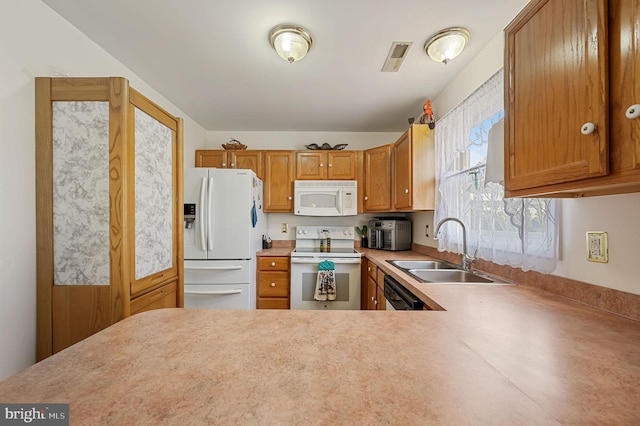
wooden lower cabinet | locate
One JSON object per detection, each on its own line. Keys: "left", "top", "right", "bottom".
{"left": 130, "top": 281, "right": 178, "bottom": 315}
{"left": 362, "top": 258, "right": 386, "bottom": 310}
{"left": 257, "top": 256, "right": 290, "bottom": 309}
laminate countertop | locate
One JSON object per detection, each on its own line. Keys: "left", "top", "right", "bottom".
{"left": 1, "top": 252, "right": 639, "bottom": 425}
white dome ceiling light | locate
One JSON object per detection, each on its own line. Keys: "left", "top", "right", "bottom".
{"left": 424, "top": 27, "right": 470, "bottom": 64}
{"left": 269, "top": 24, "right": 313, "bottom": 63}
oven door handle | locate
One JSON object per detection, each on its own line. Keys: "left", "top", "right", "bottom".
{"left": 290, "top": 258, "right": 361, "bottom": 264}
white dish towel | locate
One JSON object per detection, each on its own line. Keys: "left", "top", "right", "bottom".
{"left": 314, "top": 260, "right": 336, "bottom": 301}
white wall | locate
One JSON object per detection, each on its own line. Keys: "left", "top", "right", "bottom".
{"left": 0, "top": 0, "right": 207, "bottom": 380}
{"left": 412, "top": 31, "right": 640, "bottom": 296}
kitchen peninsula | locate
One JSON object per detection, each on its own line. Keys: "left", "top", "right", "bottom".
{"left": 1, "top": 266, "right": 639, "bottom": 424}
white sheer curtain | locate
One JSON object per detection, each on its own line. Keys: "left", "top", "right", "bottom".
{"left": 435, "top": 69, "right": 558, "bottom": 273}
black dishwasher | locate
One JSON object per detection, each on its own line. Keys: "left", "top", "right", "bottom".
{"left": 383, "top": 275, "right": 424, "bottom": 310}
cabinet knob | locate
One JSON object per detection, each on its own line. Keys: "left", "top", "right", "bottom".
{"left": 288, "top": 196, "right": 292, "bottom": 200}
{"left": 626, "top": 104, "right": 640, "bottom": 119}
{"left": 404, "top": 188, "right": 409, "bottom": 194}
{"left": 230, "top": 163, "right": 235, "bottom": 167}
{"left": 374, "top": 300, "right": 378, "bottom": 305}
{"left": 222, "top": 162, "right": 227, "bottom": 167}
{"left": 271, "top": 261, "right": 276, "bottom": 266}
{"left": 580, "top": 122, "right": 597, "bottom": 135}
{"left": 328, "top": 163, "right": 333, "bottom": 167}
{"left": 271, "top": 282, "right": 276, "bottom": 287}
{"left": 367, "top": 267, "right": 371, "bottom": 271}
{"left": 371, "top": 296, "right": 375, "bottom": 301}
{"left": 320, "top": 163, "right": 324, "bottom": 167}
{"left": 364, "top": 196, "right": 369, "bottom": 201}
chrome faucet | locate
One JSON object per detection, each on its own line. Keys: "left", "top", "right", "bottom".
{"left": 434, "top": 217, "right": 475, "bottom": 271}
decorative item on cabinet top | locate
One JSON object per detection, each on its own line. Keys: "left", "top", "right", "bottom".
{"left": 222, "top": 138, "right": 247, "bottom": 150}
{"left": 305, "top": 143, "right": 348, "bottom": 150}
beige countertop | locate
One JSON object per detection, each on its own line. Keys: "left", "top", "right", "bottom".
{"left": 1, "top": 249, "right": 639, "bottom": 424}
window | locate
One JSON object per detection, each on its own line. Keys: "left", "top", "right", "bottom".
{"left": 435, "top": 69, "right": 558, "bottom": 273}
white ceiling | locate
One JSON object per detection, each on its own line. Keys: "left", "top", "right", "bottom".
{"left": 41, "top": 0, "right": 528, "bottom": 132}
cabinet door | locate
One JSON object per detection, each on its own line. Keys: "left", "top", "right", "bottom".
{"left": 327, "top": 151, "right": 357, "bottom": 180}
{"left": 195, "top": 150, "right": 226, "bottom": 168}
{"left": 504, "top": 0, "right": 608, "bottom": 192}
{"left": 393, "top": 130, "right": 412, "bottom": 209}
{"left": 364, "top": 145, "right": 392, "bottom": 211}
{"left": 609, "top": 0, "right": 640, "bottom": 174}
{"left": 367, "top": 276, "right": 378, "bottom": 310}
{"left": 264, "top": 151, "right": 295, "bottom": 212}
{"left": 129, "top": 90, "right": 180, "bottom": 295}
{"left": 296, "top": 152, "right": 326, "bottom": 179}
{"left": 232, "top": 151, "right": 264, "bottom": 179}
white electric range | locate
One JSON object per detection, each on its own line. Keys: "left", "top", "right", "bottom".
{"left": 289, "top": 226, "right": 362, "bottom": 310}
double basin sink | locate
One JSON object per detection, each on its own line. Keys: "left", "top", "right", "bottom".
{"left": 387, "top": 260, "right": 510, "bottom": 285}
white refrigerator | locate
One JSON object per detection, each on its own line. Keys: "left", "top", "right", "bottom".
{"left": 184, "top": 168, "right": 266, "bottom": 309}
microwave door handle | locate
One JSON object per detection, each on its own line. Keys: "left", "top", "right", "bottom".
{"left": 337, "top": 188, "right": 343, "bottom": 215}
{"left": 199, "top": 177, "right": 207, "bottom": 251}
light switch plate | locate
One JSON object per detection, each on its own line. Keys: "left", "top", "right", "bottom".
{"left": 586, "top": 231, "right": 608, "bottom": 263}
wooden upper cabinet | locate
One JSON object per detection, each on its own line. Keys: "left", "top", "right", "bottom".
{"left": 232, "top": 151, "right": 264, "bottom": 179}
{"left": 195, "top": 150, "right": 226, "bottom": 168}
{"left": 296, "top": 152, "right": 325, "bottom": 179}
{"left": 393, "top": 131, "right": 412, "bottom": 209}
{"left": 264, "top": 151, "right": 295, "bottom": 212}
{"left": 195, "top": 150, "right": 264, "bottom": 179}
{"left": 392, "top": 125, "right": 435, "bottom": 211}
{"left": 296, "top": 151, "right": 357, "bottom": 180}
{"left": 364, "top": 144, "right": 393, "bottom": 211}
{"left": 609, "top": 0, "right": 640, "bottom": 178}
{"left": 327, "top": 151, "right": 357, "bottom": 179}
{"left": 504, "top": 0, "right": 640, "bottom": 197}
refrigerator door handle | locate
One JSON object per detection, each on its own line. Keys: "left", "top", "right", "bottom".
{"left": 199, "top": 177, "right": 207, "bottom": 252}
{"left": 184, "top": 265, "right": 243, "bottom": 271}
{"left": 207, "top": 177, "right": 214, "bottom": 251}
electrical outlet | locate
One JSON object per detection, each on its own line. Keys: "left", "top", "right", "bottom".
{"left": 586, "top": 231, "right": 608, "bottom": 263}
{"left": 281, "top": 223, "right": 288, "bottom": 233}
{"left": 425, "top": 225, "right": 430, "bottom": 237}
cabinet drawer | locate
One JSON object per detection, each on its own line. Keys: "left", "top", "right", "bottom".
{"left": 257, "top": 298, "right": 290, "bottom": 309}
{"left": 130, "top": 281, "right": 177, "bottom": 315}
{"left": 258, "top": 272, "right": 290, "bottom": 297}
{"left": 367, "top": 263, "right": 378, "bottom": 280}
{"left": 258, "top": 257, "right": 290, "bottom": 271}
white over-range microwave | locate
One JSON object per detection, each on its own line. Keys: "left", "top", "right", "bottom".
{"left": 294, "top": 180, "right": 358, "bottom": 216}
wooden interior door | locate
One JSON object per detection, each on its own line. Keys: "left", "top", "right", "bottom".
{"left": 504, "top": 0, "right": 608, "bottom": 192}
{"left": 128, "top": 89, "right": 180, "bottom": 297}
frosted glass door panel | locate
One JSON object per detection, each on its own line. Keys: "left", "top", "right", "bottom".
{"left": 134, "top": 107, "right": 174, "bottom": 280}
{"left": 52, "top": 101, "right": 110, "bottom": 285}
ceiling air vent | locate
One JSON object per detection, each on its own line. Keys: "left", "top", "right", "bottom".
{"left": 381, "top": 41, "right": 413, "bottom": 72}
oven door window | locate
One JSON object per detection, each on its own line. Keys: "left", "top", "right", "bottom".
{"left": 301, "top": 272, "right": 350, "bottom": 301}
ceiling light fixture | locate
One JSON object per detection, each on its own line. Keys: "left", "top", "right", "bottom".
{"left": 269, "top": 24, "right": 313, "bottom": 63}
{"left": 424, "top": 27, "right": 470, "bottom": 64}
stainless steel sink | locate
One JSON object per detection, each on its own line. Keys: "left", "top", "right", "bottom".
{"left": 407, "top": 269, "right": 503, "bottom": 284}
{"left": 387, "top": 260, "right": 458, "bottom": 270}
